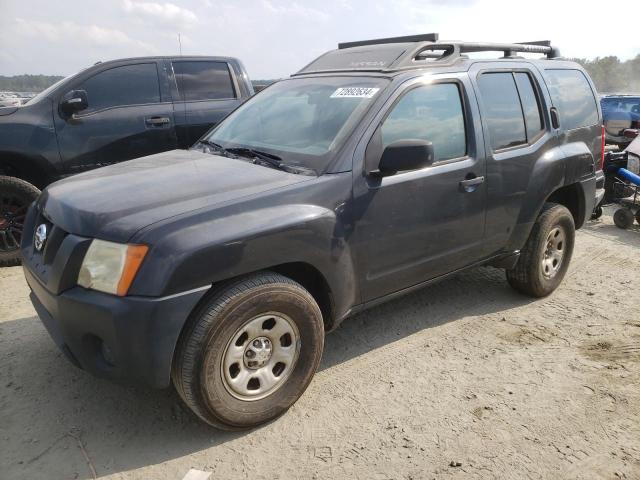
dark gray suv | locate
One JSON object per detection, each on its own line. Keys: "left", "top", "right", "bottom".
{"left": 22, "top": 34, "right": 605, "bottom": 429}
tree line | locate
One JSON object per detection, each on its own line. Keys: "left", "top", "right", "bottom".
{"left": 0, "top": 55, "right": 638, "bottom": 94}
{"left": 573, "top": 55, "right": 639, "bottom": 93}
{"left": 0, "top": 74, "right": 64, "bottom": 92}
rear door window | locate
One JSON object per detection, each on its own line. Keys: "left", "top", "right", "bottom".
{"left": 544, "top": 69, "right": 599, "bottom": 130}
{"left": 380, "top": 83, "right": 467, "bottom": 162}
{"left": 477, "top": 72, "right": 526, "bottom": 150}
{"left": 172, "top": 61, "right": 236, "bottom": 101}
{"left": 78, "top": 63, "right": 160, "bottom": 113}
{"left": 514, "top": 72, "right": 544, "bottom": 141}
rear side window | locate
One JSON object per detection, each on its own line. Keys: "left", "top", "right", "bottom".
{"left": 173, "top": 61, "right": 236, "bottom": 101}
{"left": 477, "top": 73, "right": 526, "bottom": 150}
{"left": 79, "top": 63, "right": 160, "bottom": 112}
{"left": 380, "top": 83, "right": 466, "bottom": 162}
{"left": 544, "top": 69, "right": 599, "bottom": 130}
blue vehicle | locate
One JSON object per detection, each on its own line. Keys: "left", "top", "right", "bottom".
{"left": 601, "top": 94, "right": 640, "bottom": 147}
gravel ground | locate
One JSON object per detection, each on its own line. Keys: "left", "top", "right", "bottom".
{"left": 1, "top": 207, "right": 639, "bottom": 480}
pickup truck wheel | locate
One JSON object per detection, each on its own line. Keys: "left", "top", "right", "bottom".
{"left": 0, "top": 176, "right": 40, "bottom": 267}
{"left": 506, "top": 203, "right": 575, "bottom": 297}
{"left": 172, "top": 272, "right": 324, "bottom": 429}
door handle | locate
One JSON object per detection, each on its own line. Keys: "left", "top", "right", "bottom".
{"left": 459, "top": 175, "right": 485, "bottom": 192}
{"left": 145, "top": 116, "right": 171, "bottom": 127}
{"left": 550, "top": 107, "right": 560, "bottom": 129}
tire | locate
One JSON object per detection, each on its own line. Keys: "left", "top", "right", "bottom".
{"left": 506, "top": 203, "right": 575, "bottom": 297}
{"left": 0, "top": 176, "right": 40, "bottom": 267}
{"left": 591, "top": 205, "right": 603, "bottom": 220}
{"left": 613, "top": 208, "right": 634, "bottom": 229}
{"left": 172, "top": 271, "right": 324, "bottom": 429}
{"left": 635, "top": 209, "right": 640, "bottom": 225}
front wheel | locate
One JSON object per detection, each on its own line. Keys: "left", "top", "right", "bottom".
{"left": 506, "top": 203, "right": 575, "bottom": 297}
{"left": 172, "top": 272, "right": 324, "bottom": 429}
{"left": 0, "top": 176, "right": 40, "bottom": 267}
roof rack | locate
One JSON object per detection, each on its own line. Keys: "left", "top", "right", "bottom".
{"left": 338, "top": 33, "right": 439, "bottom": 50}
{"left": 294, "top": 34, "right": 561, "bottom": 76}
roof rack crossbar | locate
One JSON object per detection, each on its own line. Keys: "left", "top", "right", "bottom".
{"left": 444, "top": 41, "right": 558, "bottom": 58}
{"left": 338, "top": 33, "right": 439, "bottom": 50}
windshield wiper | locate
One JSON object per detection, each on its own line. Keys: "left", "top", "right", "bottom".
{"left": 225, "top": 147, "right": 285, "bottom": 170}
{"left": 196, "top": 139, "right": 228, "bottom": 153}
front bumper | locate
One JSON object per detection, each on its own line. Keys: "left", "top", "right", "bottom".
{"left": 24, "top": 265, "right": 207, "bottom": 388}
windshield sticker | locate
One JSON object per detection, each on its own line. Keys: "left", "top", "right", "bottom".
{"left": 330, "top": 87, "right": 380, "bottom": 99}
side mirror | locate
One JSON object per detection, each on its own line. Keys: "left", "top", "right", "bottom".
{"left": 376, "top": 139, "right": 434, "bottom": 175}
{"left": 60, "top": 90, "right": 88, "bottom": 115}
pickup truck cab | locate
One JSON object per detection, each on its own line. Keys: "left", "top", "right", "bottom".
{"left": 22, "top": 35, "right": 605, "bottom": 429}
{"left": 0, "top": 55, "right": 253, "bottom": 266}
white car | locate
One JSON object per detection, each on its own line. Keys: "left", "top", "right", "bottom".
{"left": 0, "top": 93, "right": 22, "bottom": 108}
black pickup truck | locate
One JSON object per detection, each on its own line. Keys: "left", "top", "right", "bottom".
{"left": 0, "top": 55, "right": 253, "bottom": 266}
{"left": 22, "top": 35, "right": 605, "bottom": 429}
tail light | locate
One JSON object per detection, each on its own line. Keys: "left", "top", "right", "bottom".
{"left": 600, "top": 125, "right": 605, "bottom": 171}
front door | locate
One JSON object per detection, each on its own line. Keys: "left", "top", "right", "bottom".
{"left": 353, "top": 76, "right": 488, "bottom": 302}
{"left": 55, "top": 61, "right": 177, "bottom": 174}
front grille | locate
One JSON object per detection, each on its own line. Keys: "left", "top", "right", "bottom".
{"left": 22, "top": 205, "right": 91, "bottom": 294}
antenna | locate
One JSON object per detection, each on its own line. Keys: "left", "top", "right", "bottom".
{"left": 178, "top": 33, "right": 183, "bottom": 56}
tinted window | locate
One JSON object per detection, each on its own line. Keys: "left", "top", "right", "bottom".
{"left": 173, "top": 61, "right": 236, "bottom": 101}
{"left": 544, "top": 69, "right": 599, "bottom": 130}
{"left": 381, "top": 83, "right": 466, "bottom": 161}
{"left": 515, "top": 72, "right": 544, "bottom": 141}
{"left": 79, "top": 63, "right": 160, "bottom": 112}
{"left": 477, "top": 73, "right": 526, "bottom": 150}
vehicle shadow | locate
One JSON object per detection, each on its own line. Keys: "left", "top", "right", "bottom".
{"left": 583, "top": 207, "right": 640, "bottom": 248}
{"left": 1, "top": 267, "right": 533, "bottom": 479}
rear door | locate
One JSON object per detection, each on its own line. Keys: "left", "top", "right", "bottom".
{"left": 169, "top": 60, "right": 242, "bottom": 147}
{"left": 55, "top": 61, "right": 177, "bottom": 174}
{"left": 470, "top": 64, "right": 553, "bottom": 253}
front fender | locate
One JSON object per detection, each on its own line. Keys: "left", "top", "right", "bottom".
{"left": 130, "top": 203, "right": 357, "bottom": 321}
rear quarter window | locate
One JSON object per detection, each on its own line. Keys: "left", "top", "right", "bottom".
{"left": 544, "top": 69, "right": 599, "bottom": 130}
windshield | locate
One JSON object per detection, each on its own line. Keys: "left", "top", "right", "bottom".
{"left": 204, "top": 76, "right": 389, "bottom": 173}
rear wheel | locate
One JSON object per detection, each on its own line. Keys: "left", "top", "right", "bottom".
{"left": 613, "top": 208, "right": 634, "bottom": 229}
{"left": 0, "top": 176, "right": 40, "bottom": 267}
{"left": 506, "top": 203, "right": 575, "bottom": 297}
{"left": 172, "top": 272, "right": 324, "bottom": 429}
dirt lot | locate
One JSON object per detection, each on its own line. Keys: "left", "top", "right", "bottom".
{"left": 1, "top": 207, "right": 639, "bottom": 480}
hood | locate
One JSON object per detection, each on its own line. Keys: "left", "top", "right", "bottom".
{"left": 0, "top": 106, "right": 19, "bottom": 116}
{"left": 40, "top": 149, "right": 313, "bottom": 242}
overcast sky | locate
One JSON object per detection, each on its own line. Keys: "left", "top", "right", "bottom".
{"left": 0, "top": 0, "right": 638, "bottom": 79}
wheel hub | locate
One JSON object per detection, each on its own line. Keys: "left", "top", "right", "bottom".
{"left": 220, "top": 313, "right": 300, "bottom": 401}
{"left": 542, "top": 226, "right": 565, "bottom": 279}
{"left": 244, "top": 337, "right": 272, "bottom": 369}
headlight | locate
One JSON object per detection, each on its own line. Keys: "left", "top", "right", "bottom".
{"left": 77, "top": 239, "right": 149, "bottom": 296}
